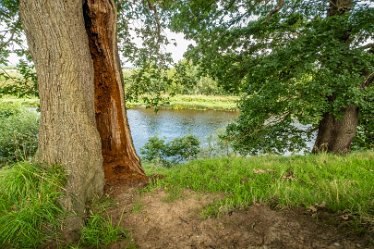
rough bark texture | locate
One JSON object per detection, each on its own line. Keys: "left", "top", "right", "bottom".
{"left": 313, "top": 106, "right": 358, "bottom": 153}
{"left": 312, "top": 0, "right": 358, "bottom": 154}
{"left": 83, "top": 0, "right": 147, "bottom": 186}
{"left": 20, "top": 0, "right": 104, "bottom": 236}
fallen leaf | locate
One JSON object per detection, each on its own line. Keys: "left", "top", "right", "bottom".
{"left": 253, "top": 169, "right": 267, "bottom": 174}
{"left": 308, "top": 205, "right": 318, "bottom": 213}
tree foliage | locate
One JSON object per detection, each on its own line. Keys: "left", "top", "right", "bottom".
{"left": 1, "top": 0, "right": 373, "bottom": 154}
{"left": 141, "top": 135, "right": 200, "bottom": 166}
{"left": 165, "top": 0, "right": 374, "bottom": 154}
{"left": 0, "top": 0, "right": 38, "bottom": 97}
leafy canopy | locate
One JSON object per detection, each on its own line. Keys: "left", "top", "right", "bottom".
{"left": 164, "top": 0, "right": 374, "bottom": 154}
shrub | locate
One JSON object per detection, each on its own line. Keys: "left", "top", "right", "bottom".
{"left": 140, "top": 136, "right": 167, "bottom": 164}
{"left": 164, "top": 135, "right": 200, "bottom": 162}
{"left": 141, "top": 135, "right": 200, "bottom": 166}
{"left": 0, "top": 103, "right": 39, "bottom": 165}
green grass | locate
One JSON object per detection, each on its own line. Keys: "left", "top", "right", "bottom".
{"left": 146, "top": 152, "right": 374, "bottom": 222}
{"left": 1, "top": 94, "right": 238, "bottom": 111}
{"left": 0, "top": 96, "right": 39, "bottom": 107}
{"left": 0, "top": 162, "right": 133, "bottom": 249}
{"left": 0, "top": 162, "right": 66, "bottom": 248}
{"left": 78, "top": 196, "right": 136, "bottom": 249}
{"left": 80, "top": 213, "right": 124, "bottom": 248}
{"left": 127, "top": 94, "right": 239, "bottom": 111}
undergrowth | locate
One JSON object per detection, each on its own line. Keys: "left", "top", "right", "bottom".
{"left": 146, "top": 152, "right": 374, "bottom": 223}
{"left": 0, "top": 103, "right": 39, "bottom": 165}
{"left": 0, "top": 162, "right": 66, "bottom": 248}
{"left": 78, "top": 196, "right": 129, "bottom": 249}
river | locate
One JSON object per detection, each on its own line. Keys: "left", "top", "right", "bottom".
{"left": 127, "top": 108, "right": 238, "bottom": 154}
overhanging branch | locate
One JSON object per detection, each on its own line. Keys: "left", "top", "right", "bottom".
{"left": 266, "top": 0, "right": 285, "bottom": 19}
{"left": 361, "top": 72, "right": 374, "bottom": 90}
{"left": 357, "top": 43, "right": 374, "bottom": 53}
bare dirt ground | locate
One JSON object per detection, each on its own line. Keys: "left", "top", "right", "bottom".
{"left": 107, "top": 188, "right": 374, "bottom": 249}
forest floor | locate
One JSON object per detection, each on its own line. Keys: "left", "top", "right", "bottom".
{"left": 106, "top": 187, "right": 374, "bottom": 249}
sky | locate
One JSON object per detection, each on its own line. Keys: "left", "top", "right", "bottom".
{"left": 6, "top": 30, "right": 191, "bottom": 67}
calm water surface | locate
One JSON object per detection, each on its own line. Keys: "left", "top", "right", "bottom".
{"left": 127, "top": 108, "right": 238, "bottom": 154}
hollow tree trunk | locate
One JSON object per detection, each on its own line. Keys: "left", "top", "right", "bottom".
{"left": 20, "top": 0, "right": 105, "bottom": 236}
{"left": 83, "top": 0, "right": 147, "bottom": 186}
{"left": 20, "top": 0, "right": 147, "bottom": 239}
{"left": 312, "top": 106, "right": 358, "bottom": 154}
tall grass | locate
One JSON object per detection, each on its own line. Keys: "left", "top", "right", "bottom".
{"left": 0, "top": 162, "right": 66, "bottom": 248}
{"left": 148, "top": 152, "right": 374, "bottom": 221}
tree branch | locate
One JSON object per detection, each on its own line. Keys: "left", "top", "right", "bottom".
{"left": 146, "top": 0, "right": 162, "bottom": 46}
{"left": 361, "top": 72, "right": 374, "bottom": 90}
{"left": 357, "top": 43, "right": 374, "bottom": 53}
{"left": 266, "top": 0, "right": 285, "bottom": 19}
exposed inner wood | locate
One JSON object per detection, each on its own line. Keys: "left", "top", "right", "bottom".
{"left": 83, "top": 0, "right": 147, "bottom": 186}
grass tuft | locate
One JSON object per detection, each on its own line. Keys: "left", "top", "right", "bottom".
{"left": 0, "top": 161, "right": 66, "bottom": 248}
{"left": 80, "top": 213, "right": 124, "bottom": 248}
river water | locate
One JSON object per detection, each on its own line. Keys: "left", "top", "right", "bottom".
{"left": 127, "top": 108, "right": 238, "bottom": 154}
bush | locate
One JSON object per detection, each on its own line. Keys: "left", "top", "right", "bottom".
{"left": 0, "top": 103, "right": 39, "bottom": 165}
{"left": 352, "top": 108, "right": 374, "bottom": 151}
{"left": 141, "top": 135, "right": 200, "bottom": 166}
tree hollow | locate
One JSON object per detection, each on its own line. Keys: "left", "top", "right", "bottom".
{"left": 83, "top": 0, "right": 147, "bottom": 186}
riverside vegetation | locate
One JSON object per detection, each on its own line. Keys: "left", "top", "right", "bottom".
{"left": 1, "top": 0, "right": 373, "bottom": 247}
{"left": 0, "top": 103, "right": 373, "bottom": 248}
{"left": 1, "top": 152, "right": 373, "bottom": 248}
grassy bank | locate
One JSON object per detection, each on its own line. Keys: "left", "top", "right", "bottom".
{"left": 1, "top": 152, "right": 373, "bottom": 248}
{"left": 128, "top": 95, "right": 239, "bottom": 111}
{"left": 146, "top": 152, "right": 374, "bottom": 223}
{"left": 1, "top": 94, "right": 239, "bottom": 111}
{"left": 0, "top": 96, "right": 39, "bottom": 107}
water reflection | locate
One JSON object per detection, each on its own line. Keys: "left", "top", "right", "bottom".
{"left": 127, "top": 108, "right": 238, "bottom": 154}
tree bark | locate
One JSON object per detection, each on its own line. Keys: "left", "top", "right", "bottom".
{"left": 312, "top": 106, "right": 358, "bottom": 153}
{"left": 20, "top": 0, "right": 148, "bottom": 240}
{"left": 20, "top": 0, "right": 105, "bottom": 237}
{"left": 83, "top": 0, "right": 147, "bottom": 187}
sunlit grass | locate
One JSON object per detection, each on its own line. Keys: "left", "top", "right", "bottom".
{"left": 0, "top": 96, "right": 39, "bottom": 107}
{"left": 0, "top": 162, "right": 66, "bottom": 248}
{"left": 146, "top": 152, "right": 374, "bottom": 222}
{"left": 127, "top": 94, "right": 239, "bottom": 111}
{"left": 1, "top": 94, "right": 237, "bottom": 111}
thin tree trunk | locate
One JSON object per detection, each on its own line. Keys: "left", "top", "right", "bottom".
{"left": 20, "top": 0, "right": 105, "bottom": 238}
{"left": 83, "top": 0, "right": 147, "bottom": 187}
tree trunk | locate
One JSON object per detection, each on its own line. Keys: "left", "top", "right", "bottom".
{"left": 20, "top": 0, "right": 105, "bottom": 237}
{"left": 313, "top": 106, "right": 358, "bottom": 154}
{"left": 20, "top": 0, "right": 147, "bottom": 239}
{"left": 83, "top": 0, "right": 147, "bottom": 187}
{"left": 312, "top": 0, "right": 358, "bottom": 154}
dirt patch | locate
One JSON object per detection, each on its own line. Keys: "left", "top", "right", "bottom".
{"left": 108, "top": 189, "right": 373, "bottom": 249}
